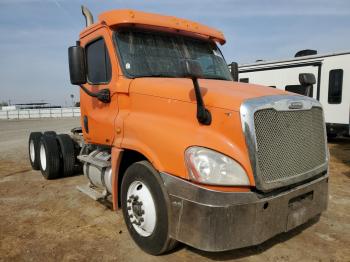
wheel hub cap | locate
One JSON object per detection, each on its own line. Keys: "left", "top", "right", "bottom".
{"left": 126, "top": 181, "right": 156, "bottom": 237}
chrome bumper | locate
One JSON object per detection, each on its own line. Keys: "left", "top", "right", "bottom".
{"left": 160, "top": 173, "right": 328, "bottom": 252}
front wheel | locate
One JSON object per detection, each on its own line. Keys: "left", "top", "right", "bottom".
{"left": 121, "top": 161, "right": 177, "bottom": 255}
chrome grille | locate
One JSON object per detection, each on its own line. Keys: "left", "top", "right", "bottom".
{"left": 254, "top": 107, "right": 327, "bottom": 185}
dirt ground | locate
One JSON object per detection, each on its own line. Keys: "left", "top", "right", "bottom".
{"left": 0, "top": 118, "right": 349, "bottom": 262}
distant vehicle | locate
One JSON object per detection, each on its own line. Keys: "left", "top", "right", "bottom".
{"left": 237, "top": 50, "right": 350, "bottom": 137}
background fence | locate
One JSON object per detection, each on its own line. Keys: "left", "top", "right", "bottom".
{"left": 0, "top": 107, "right": 81, "bottom": 120}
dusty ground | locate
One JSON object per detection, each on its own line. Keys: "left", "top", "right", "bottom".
{"left": 0, "top": 118, "right": 349, "bottom": 262}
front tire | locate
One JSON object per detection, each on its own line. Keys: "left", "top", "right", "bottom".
{"left": 121, "top": 161, "right": 176, "bottom": 255}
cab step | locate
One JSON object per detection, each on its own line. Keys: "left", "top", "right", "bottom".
{"left": 76, "top": 184, "right": 107, "bottom": 201}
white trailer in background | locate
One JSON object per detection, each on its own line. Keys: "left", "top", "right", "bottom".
{"left": 238, "top": 51, "right": 350, "bottom": 136}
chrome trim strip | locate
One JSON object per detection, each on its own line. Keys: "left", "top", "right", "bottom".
{"left": 240, "top": 95, "right": 329, "bottom": 191}
{"left": 159, "top": 172, "right": 258, "bottom": 206}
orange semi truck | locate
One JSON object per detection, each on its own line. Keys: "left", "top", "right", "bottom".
{"left": 28, "top": 6, "right": 329, "bottom": 255}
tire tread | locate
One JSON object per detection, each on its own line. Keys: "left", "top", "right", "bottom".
{"left": 39, "top": 134, "right": 61, "bottom": 179}
{"left": 56, "top": 134, "right": 75, "bottom": 177}
{"left": 121, "top": 161, "right": 177, "bottom": 255}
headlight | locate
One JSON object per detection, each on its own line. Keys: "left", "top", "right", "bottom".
{"left": 185, "top": 146, "right": 250, "bottom": 186}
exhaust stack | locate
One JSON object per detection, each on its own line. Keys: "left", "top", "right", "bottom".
{"left": 81, "top": 5, "right": 94, "bottom": 27}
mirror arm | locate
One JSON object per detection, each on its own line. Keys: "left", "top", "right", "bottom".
{"left": 79, "top": 85, "right": 111, "bottom": 103}
{"left": 191, "top": 77, "right": 211, "bottom": 125}
{"left": 80, "top": 85, "right": 97, "bottom": 97}
{"left": 304, "top": 84, "right": 312, "bottom": 97}
{"left": 230, "top": 62, "right": 239, "bottom": 82}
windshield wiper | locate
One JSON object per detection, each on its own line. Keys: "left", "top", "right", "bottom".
{"left": 135, "top": 74, "right": 228, "bottom": 81}
{"left": 181, "top": 60, "right": 212, "bottom": 125}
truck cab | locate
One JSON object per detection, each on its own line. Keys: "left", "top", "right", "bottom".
{"left": 29, "top": 7, "right": 329, "bottom": 255}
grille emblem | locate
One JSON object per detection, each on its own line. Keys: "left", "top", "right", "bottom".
{"left": 288, "top": 101, "right": 303, "bottom": 110}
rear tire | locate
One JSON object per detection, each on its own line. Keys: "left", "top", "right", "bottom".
{"left": 28, "top": 132, "right": 42, "bottom": 170}
{"left": 56, "top": 134, "right": 75, "bottom": 177}
{"left": 44, "top": 131, "right": 57, "bottom": 137}
{"left": 121, "top": 161, "right": 177, "bottom": 255}
{"left": 39, "top": 135, "right": 61, "bottom": 179}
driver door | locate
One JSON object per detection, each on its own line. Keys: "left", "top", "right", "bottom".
{"left": 80, "top": 27, "right": 119, "bottom": 145}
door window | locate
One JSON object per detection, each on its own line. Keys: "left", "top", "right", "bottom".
{"left": 239, "top": 78, "right": 249, "bottom": 83}
{"left": 328, "top": 69, "right": 343, "bottom": 104}
{"left": 85, "top": 38, "right": 111, "bottom": 84}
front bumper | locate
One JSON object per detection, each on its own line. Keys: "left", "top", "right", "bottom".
{"left": 160, "top": 173, "right": 328, "bottom": 252}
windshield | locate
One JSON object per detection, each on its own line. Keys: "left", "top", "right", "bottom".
{"left": 115, "top": 29, "right": 232, "bottom": 80}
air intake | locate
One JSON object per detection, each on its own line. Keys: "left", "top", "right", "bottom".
{"left": 295, "top": 49, "right": 317, "bottom": 57}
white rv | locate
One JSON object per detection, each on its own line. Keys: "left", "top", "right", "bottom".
{"left": 237, "top": 51, "right": 350, "bottom": 136}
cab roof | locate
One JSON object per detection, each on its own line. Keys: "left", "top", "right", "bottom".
{"left": 81, "top": 9, "right": 226, "bottom": 45}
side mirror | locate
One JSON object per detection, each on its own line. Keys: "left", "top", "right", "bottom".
{"left": 229, "top": 62, "right": 239, "bottom": 82}
{"left": 299, "top": 73, "right": 316, "bottom": 86}
{"left": 182, "top": 59, "right": 203, "bottom": 79}
{"left": 299, "top": 73, "right": 316, "bottom": 97}
{"left": 68, "top": 45, "right": 87, "bottom": 85}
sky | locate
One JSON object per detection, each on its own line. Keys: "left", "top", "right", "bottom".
{"left": 0, "top": 0, "right": 349, "bottom": 106}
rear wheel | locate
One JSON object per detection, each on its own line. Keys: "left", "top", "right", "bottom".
{"left": 44, "top": 131, "right": 57, "bottom": 137}
{"left": 56, "top": 134, "right": 75, "bottom": 177}
{"left": 39, "top": 135, "right": 61, "bottom": 179}
{"left": 121, "top": 161, "right": 177, "bottom": 255}
{"left": 28, "top": 132, "right": 42, "bottom": 170}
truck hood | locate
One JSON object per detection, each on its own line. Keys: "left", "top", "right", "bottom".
{"left": 129, "top": 78, "right": 287, "bottom": 112}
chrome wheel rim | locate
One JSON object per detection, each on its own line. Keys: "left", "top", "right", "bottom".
{"left": 126, "top": 181, "right": 156, "bottom": 237}
{"left": 29, "top": 140, "right": 35, "bottom": 162}
{"left": 40, "top": 144, "right": 47, "bottom": 171}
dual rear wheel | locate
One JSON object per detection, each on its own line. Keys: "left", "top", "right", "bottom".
{"left": 28, "top": 131, "right": 76, "bottom": 179}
